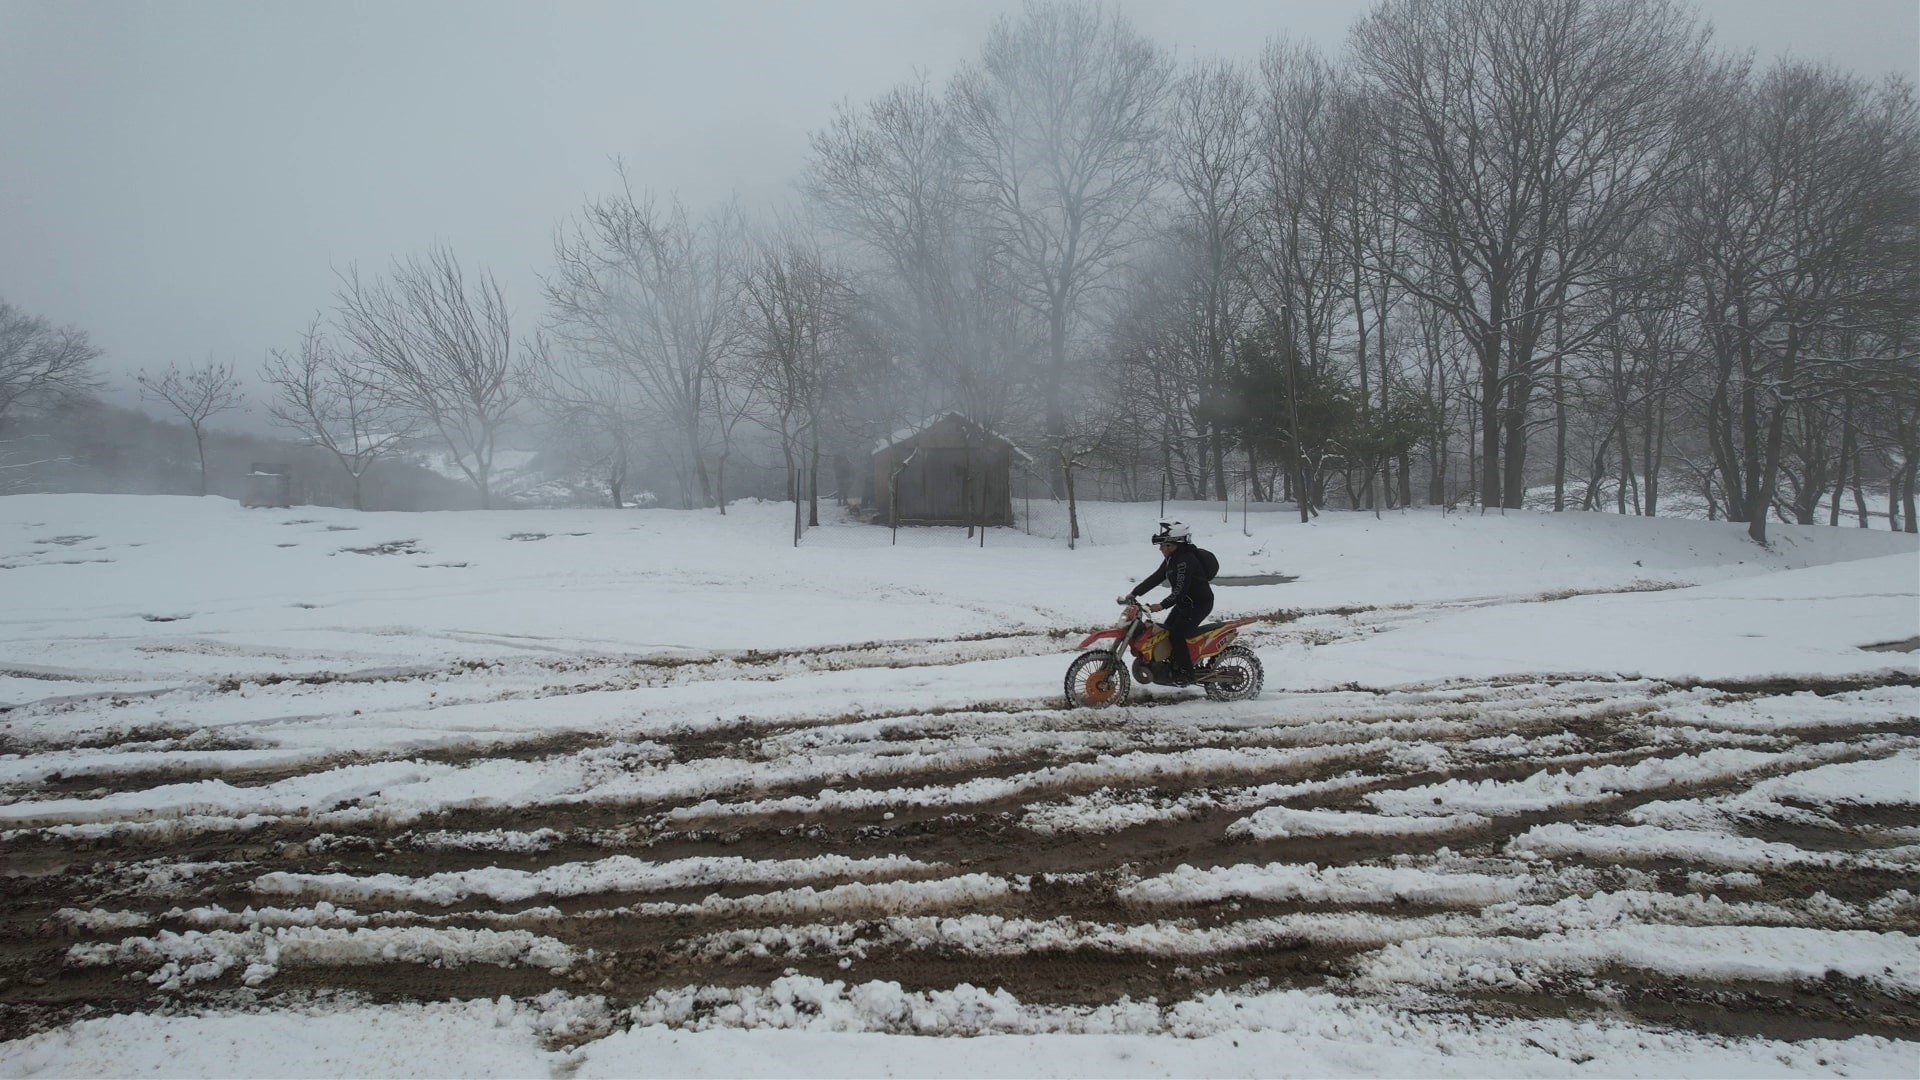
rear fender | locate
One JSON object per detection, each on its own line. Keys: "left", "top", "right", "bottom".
{"left": 1192, "top": 618, "right": 1255, "bottom": 659}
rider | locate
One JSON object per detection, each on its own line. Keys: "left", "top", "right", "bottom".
{"left": 1118, "top": 520, "right": 1214, "bottom": 685}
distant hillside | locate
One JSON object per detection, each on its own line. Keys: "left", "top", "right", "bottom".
{"left": 0, "top": 399, "right": 476, "bottom": 510}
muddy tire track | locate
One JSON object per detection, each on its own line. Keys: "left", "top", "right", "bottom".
{"left": 3, "top": 663, "right": 1916, "bottom": 1046}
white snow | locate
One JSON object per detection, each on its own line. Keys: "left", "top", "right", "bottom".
{"left": 1361, "top": 745, "right": 1857, "bottom": 818}
{"left": 2, "top": 493, "right": 1916, "bottom": 1076}
{"left": 68, "top": 925, "right": 573, "bottom": 989}
{"left": 1355, "top": 924, "right": 1920, "bottom": 994}
{"left": 251, "top": 853, "right": 936, "bottom": 907}
{"left": 4, "top": 985, "right": 1913, "bottom": 1079}
{"left": 1508, "top": 822, "right": 1920, "bottom": 871}
{"left": 1229, "top": 806, "right": 1493, "bottom": 839}
{"left": 1120, "top": 862, "right": 1538, "bottom": 906}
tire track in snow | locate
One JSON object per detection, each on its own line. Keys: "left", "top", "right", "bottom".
{"left": 3, "top": 670, "right": 1917, "bottom": 1045}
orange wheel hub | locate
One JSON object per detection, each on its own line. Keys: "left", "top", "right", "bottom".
{"left": 1082, "top": 667, "right": 1118, "bottom": 704}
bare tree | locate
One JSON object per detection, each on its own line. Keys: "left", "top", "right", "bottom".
{"left": 1246, "top": 39, "right": 1357, "bottom": 457}
{"left": 1408, "top": 294, "right": 1475, "bottom": 505}
{"left": 138, "top": 359, "right": 244, "bottom": 496}
{"left": 741, "top": 227, "right": 860, "bottom": 535}
{"left": 334, "top": 247, "right": 520, "bottom": 508}
{"left": 1337, "top": 87, "right": 1417, "bottom": 510}
{"left": 1051, "top": 402, "right": 1125, "bottom": 549}
{"left": 807, "top": 78, "right": 960, "bottom": 373}
{"left": 1671, "top": 62, "right": 1919, "bottom": 543}
{"left": 706, "top": 353, "right": 762, "bottom": 517}
{"left": 0, "top": 299, "right": 100, "bottom": 421}
{"left": 1166, "top": 58, "right": 1261, "bottom": 500}
{"left": 806, "top": 77, "right": 1035, "bottom": 435}
{"left": 263, "top": 318, "right": 414, "bottom": 510}
{"left": 1865, "top": 364, "right": 1920, "bottom": 531}
{"left": 950, "top": 0, "right": 1171, "bottom": 490}
{"left": 1105, "top": 243, "right": 1219, "bottom": 500}
{"left": 1351, "top": 0, "right": 1710, "bottom": 509}
{"left": 519, "top": 334, "right": 641, "bottom": 509}
{"left": 544, "top": 175, "right": 743, "bottom": 509}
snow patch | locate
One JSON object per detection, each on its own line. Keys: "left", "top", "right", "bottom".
{"left": 1229, "top": 806, "right": 1491, "bottom": 840}
{"left": 68, "top": 926, "right": 573, "bottom": 989}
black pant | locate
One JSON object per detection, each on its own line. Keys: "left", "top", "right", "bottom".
{"left": 1163, "top": 600, "right": 1213, "bottom": 676}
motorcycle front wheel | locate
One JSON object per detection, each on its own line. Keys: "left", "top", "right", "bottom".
{"left": 1202, "top": 644, "right": 1264, "bottom": 702}
{"left": 1064, "top": 649, "right": 1131, "bottom": 708}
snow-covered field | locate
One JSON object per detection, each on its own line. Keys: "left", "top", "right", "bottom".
{"left": 1, "top": 493, "right": 1915, "bottom": 1077}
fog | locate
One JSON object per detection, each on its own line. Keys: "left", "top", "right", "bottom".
{"left": 1, "top": 0, "right": 1916, "bottom": 529}
{"left": 1, "top": 0, "right": 1912, "bottom": 404}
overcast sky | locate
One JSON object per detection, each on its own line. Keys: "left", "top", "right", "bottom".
{"left": 2, "top": 0, "right": 1915, "bottom": 419}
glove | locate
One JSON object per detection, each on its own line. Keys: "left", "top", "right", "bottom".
{"left": 1116, "top": 594, "right": 1134, "bottom": 605}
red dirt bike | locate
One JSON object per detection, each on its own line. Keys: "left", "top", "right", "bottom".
{"left": 1063, "top": 601, "right": 1263, "bottom": 707}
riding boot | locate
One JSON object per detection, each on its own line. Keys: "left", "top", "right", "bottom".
{"left": 1167, "top": 644, "right": 1196, "bottom": 686}
{"left": 1163, "top": 604, "right": 1204, "bottom": 688}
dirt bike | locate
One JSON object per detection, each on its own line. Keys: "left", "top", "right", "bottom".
{"left": 1063, "top": 601, "right": 1263, "bottom": 708}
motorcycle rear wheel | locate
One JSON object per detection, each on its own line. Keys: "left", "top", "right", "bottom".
{"left": 1202, "top": 644, "right": 1263, "bottom": 702}
{"left": 1065, "top": 650, "right": 1131, "bottom": 708}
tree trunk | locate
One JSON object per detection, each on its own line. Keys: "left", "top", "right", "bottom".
{"left": 1160, "top": 433, "right": 1176, "bottom": 513}
{"left": 806, "top": 421, "right": 820, "bottom": 528}
{"left": 1354, "top": 262, "right": 1373, "bottom": 512}
{"left": 687, "top": 418, "right": 711, "bottom": 510}
{"left": 1642, "top": 394, "right": 1664, "bottom": 517}
{"left": 1708, "top": 381, "right": 1742, "bottom": 521}
{"left": 1708, "top": 334, "right": 1746, "bottom": 522}
{"left": 1467, "top": 394, "right": 1480, "bottom": 508}
{"left": 1428, "top": 345, "right": 1450, "bottom": 506}
{"left": 193, "top": 428, "right": 209, "bottom": 497}
{"left": 1581, "top": 425, "right": 1614, "bottom": 511}
{"left": 1046, "top": 306, "right": 1068, "bottom": 496}
{"left": 1793, "top": 418, "right": 1823, "bottom": 526}
{"left": 1738, "top": 342, "right": 1765, "bottom": 529}
{"left": 1850, "top": 446, "right": 1870, "bottom": 527}
{"left": 1552, "top": 349, "right": 1567, "bottom": 512}
{"left": 1829, "top": 395, "right": 1854, "bottom": 528}
{"left": 1501, "top": 370, "right": 1531, "bottom": 510}
{"left": 780, "top": 428, "right": 798, "bottom": 505}
{"left": 1286, "top": 322, "right": 1311, "bottom": 525}
{"left": 1480, "top": 336, "right": 1502, "bottom": 508}
{"left": 1745, "top": 328, "right": 1797, "bottom": 545}
{"left": 1903, "top": 459, "right": 1919, "bottom": 534}
{"left": 1618, "top": 426, "right": 1633, "bottom": 516}
{"left": 1206, "top": 215, "right": 1232, "bottom": 504}
{"left": 1064, "top": 459, "right": 1081, "bottom": 549}
{"left": 1747, "top": 394, "right": 1789, "bottom": 545}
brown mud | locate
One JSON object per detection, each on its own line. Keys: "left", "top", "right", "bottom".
{"left": 3, "top": 664, "right": 1916, "bottom": 1048}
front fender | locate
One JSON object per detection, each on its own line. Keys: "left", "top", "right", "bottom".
{"left": 1076, "top": 628, "right": 1125, "bottom": 650}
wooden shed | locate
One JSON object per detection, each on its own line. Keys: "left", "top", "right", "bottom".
{"left": 869, "top": 413, "right": 1030, "bottom": 526}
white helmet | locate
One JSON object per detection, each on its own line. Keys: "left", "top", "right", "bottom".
{"left": 1151, "top": 520, "right": 1191, "bottom": 545}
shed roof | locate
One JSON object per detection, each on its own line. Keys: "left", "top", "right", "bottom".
{"left": 873, "top": 413, "right": 1032, "bottom": 463}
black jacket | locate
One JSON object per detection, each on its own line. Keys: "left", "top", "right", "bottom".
{"left": 1131, "top": 544, "right": 1213, "bottom": 610}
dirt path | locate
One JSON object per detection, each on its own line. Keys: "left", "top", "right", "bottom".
{"left": 3, "top": 643, "right": 1916, "bottom": 1048}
